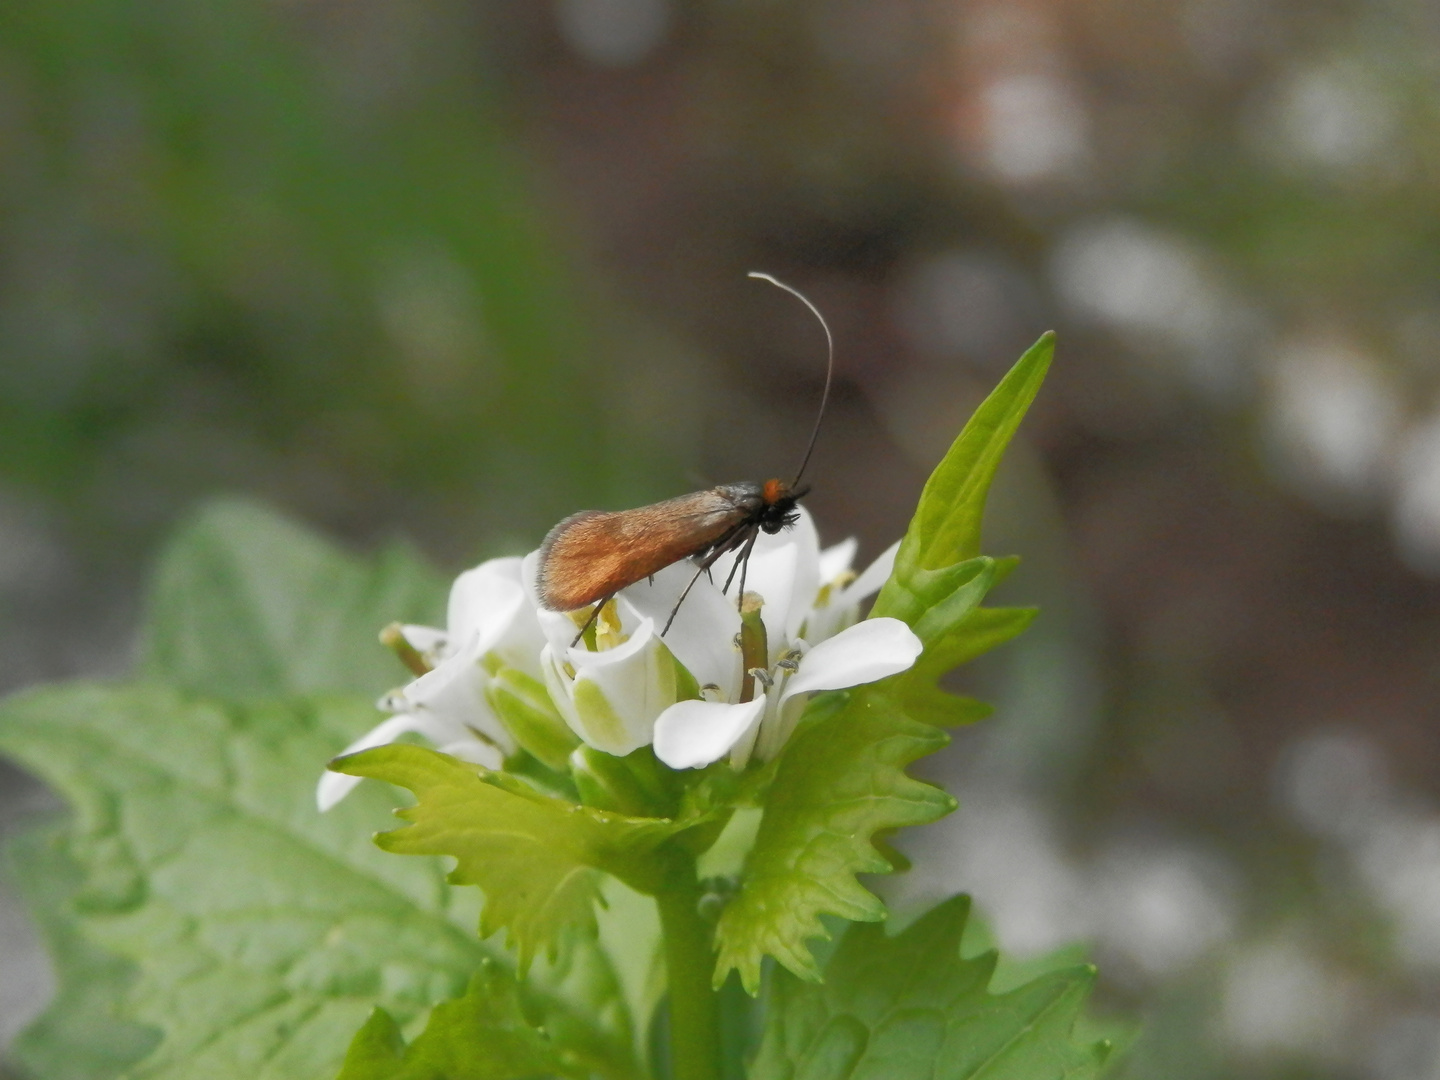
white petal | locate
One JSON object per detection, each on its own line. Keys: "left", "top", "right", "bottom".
{"left": 770, "top": 504, "right": 822, "bottom": 644}
{"left": 316, "top": 770, "right": 365, "bottom": 813}
{"left": 818, "top": 537, "right": 859, "bottom": 586}
{"left": 782, "top": 505, "right": 822, "bottom": 640}
{"left": 619, "top": 561, "right": 742, "bottom": 700}
{"left": 779, "top": 617, "right": 922, "bottom": 703}
{"left": 739, "top": 542, "right": 800, "bottom": 655}
{"left": 653, "top": 698, "right": 767, "bottom": 769}
{"left": 566, "top": 618, "right": 678, "bottom": 756}
{"left": 447, "top": 561, "right": 533, "bottom": 680}
{"left": 448, "top": 558, "right": 525, "bottom": 641}
{"left": 492, "top": 610, "right": 549, "bottom": 682}
{"left": 488, "top": 587, "right": 549, "bottom": 681}
{"left": 401, "top": 651, "right": 514, "bottom": 753}
{"left": 335, "top": 711, "right": 432, "bottom": 757}
{"left": 727, "top": 696, "right": 768, "bottom": 769}
{"left": 803, "top": 538, "right": 902, "bottom": 645}
{"left": 838, "top": 539, "right": 901, "bottom": 607}
{"left": 566, "top": 614, "right": 656, "bottom": 669}
{"left": 520, "top": 548, "right": 544, "bottom": 606}
{"left": 535, "top": 605, "right": 585, "bottom": 661}
{"left": 449, "top": 556, "right": 549, "bottom": 680}
{"left": 540, "top": 643, "right": 582, "bottom": 730}
{"left": 398, "top": 624, "right": 448, "bottom": 658}
{"left": 752, "top": 681, "right": 794, "bottom": 763}
{"left": 317, "top": 712, "right": 430, "bottom": 811}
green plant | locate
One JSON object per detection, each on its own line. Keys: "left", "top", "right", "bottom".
{"left": 1, "top": 333, "right": 1115, "bottom": 1080}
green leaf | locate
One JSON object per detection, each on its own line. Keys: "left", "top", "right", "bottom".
{"left": 714, "top": 689, "right": 955, "bottom": 992}
{"left": 335, "top": 961, "right": 587, "bottom": 1080}
{"left": 868, "top": 333, "right": 1050, "bottom": 669}
{"left": 880, "top": 332, "right": 1053, "bottom": 582}
{"left": 750, "top": 896, "right": 1112, "bottom": 1080}
{"left": 337, "top": 1010, "right": 408, "bottom": 1078}
{"left": 897, "top": 606, "right": 1037, "bottom": 730}
{"left": 334, "top": 744, "right": 687, "bottom": 970}
{"left": 4, "top": 498, "right": 646, "bottom": 1078}
{"left": 4, "top": 824, "right": 159, "bottom": 1080}
{"left": 917, "top": 606, "right": 1038, "bottom": 676}
{"left": 715, "top": 341, "right": 1056, "bottom": 993}
{"left": 0, "top": 685, "right": 638, "bottom": 1080}
{"left": 892, "top": 688, "right": 992, "bottom": 730}
{"left": 140, "top": 498, "right": 447, "bottom": 701}
{"left": 0, "top": 684, "right": 485, "bottom": 1079}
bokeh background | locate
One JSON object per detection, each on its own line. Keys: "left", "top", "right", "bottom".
{"left": 4, "top": 1, "right": 1440, "bottom": 1076}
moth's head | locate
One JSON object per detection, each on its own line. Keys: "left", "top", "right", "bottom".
{"left": 757, "top": 478, "right": 805, "bottom": 534}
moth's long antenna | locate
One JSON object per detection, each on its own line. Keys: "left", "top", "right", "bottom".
{"left": 748, "top": 271, "right": 834, "bottom": 487}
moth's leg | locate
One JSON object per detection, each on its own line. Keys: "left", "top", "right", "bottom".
{"left": 733, "top": 530, "right": 759, "bottom": 612}
{"left": 698, "top": 522, "right": 750, "bottom": 591}
{"left": 664, "top": 529, "right": 751, "bottom": 636}
{"left": 570, "top": 595, "right": 614, "bottom": 648}
{"left": 663, "top": 562, "right": 715, "bottom": 637}
{"left": 720, "top": 527, "right": 756, "bottom": 594}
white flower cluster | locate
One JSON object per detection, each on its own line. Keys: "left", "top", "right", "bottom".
{"left": 318, "top": 507, "right": 921, "bottom": 811}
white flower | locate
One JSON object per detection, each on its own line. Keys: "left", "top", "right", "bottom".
{"left": 316, "top": 557, "right": 544, "bottom": 811}
{"left": 642, "top": 507, "right": 919, "bottom": 770}
{"left": 320, "top": 505, "right": 921, "bottom": 806}
{"left": 519, "top": 547, "right": 738, "bottom": 756}
{"left": 537, "top": 606, "right": 681, "bottom": 757}
{"left": 651, "top": 618, "right": 922, "bottom": 768}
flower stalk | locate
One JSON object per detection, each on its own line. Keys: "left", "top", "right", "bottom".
{"left": 737, "top": 592, "right": 768, "bottom": 704}
{"left": 654, "top": 845, "right": 722, "bottom": 1080}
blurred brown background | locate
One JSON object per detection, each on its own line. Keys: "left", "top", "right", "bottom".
{"left": 4, "top": 1, "right": 1440, "bottom": 1077}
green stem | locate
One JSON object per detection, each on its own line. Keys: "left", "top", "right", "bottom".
{"left": 653, "top": 848, "right": 721, "bottom": 1080}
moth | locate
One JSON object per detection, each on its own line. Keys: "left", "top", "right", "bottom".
{"left": 536, "top": 273, "right": 833, "bottom": 642}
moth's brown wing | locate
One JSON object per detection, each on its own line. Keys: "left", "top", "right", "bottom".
{"left": 536, "top": 488, "right": 757, "bottom": 611}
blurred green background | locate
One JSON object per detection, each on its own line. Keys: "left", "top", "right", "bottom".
{"left": 5, "top": 1, "right": 1440, "bottom": 1077}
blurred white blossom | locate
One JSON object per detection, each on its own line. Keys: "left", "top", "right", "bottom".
{"left": 1264, "top": 338, "right": 1400, "bottom": 511}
